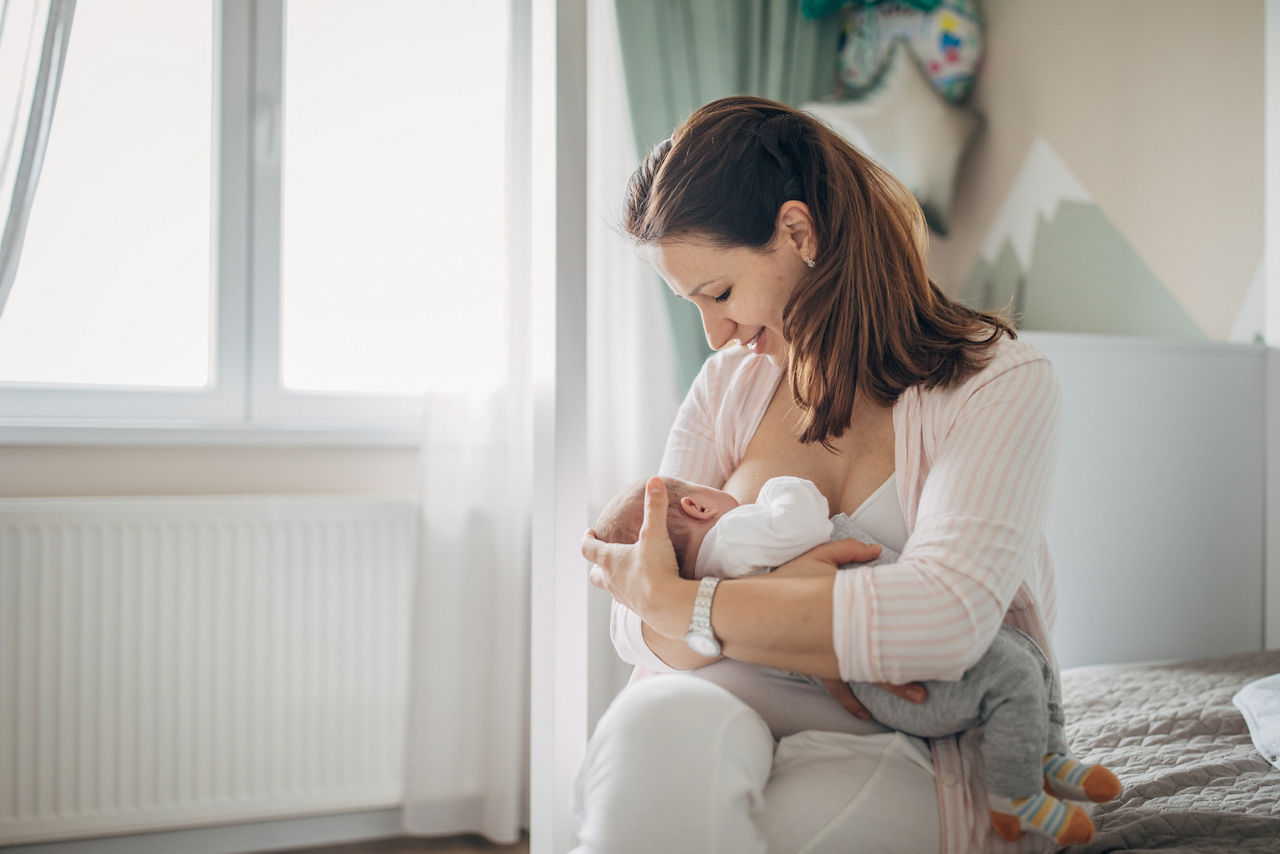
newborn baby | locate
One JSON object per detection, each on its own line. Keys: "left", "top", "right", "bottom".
{"left": 595, "top": 474, "right": 1121, "bottom": 845}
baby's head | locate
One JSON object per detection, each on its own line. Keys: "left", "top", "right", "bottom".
{"left": 595, "top": 476, "right": 740, "bottom": 578}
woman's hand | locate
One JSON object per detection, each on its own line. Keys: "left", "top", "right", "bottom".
{"left": 582, "top": 477, "right": 686, "bottom": 636}
{"left": 770, "top": 537, "right": 883, "bottom": 578}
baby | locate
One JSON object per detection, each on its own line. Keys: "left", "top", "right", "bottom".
{"left": 596, "top": 474, "right": 1122, "bottom": 846}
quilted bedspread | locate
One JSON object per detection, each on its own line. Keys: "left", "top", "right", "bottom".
{"left": 1060, "top": 649, "right": 1280, "bottom": 853}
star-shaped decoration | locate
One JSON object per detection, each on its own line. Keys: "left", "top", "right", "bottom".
{"left": 804, "top": 43, "right": 980, "bottom": 235}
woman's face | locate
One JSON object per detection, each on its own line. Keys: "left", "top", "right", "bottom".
{"left": 649, "top": 229, "right": 810, "bottom": 367}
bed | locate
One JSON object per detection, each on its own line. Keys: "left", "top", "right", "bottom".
{"left": 1060, "top": 649, "right": 1280, "bottom": 852}
{"left": 1021, "top": 335, "right": 1280, "bottom": 849}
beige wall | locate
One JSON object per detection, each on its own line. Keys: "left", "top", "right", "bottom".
{"left": 929, "top": 0, "right": 1265, "bottom": 339}
{"left": 0, "top": 445, "right": 420, "bottom": 498}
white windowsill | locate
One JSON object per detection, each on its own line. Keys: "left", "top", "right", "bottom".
{"left": 0, "top": 419, "right": 423, "bottom": 447}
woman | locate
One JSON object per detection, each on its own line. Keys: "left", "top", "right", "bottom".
{"left": 578, "top": 95, "right": 1062, "bottom": 854}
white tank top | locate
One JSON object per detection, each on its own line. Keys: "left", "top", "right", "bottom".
{"left": 845, "top": 473, "right": 908, "bottom": 554}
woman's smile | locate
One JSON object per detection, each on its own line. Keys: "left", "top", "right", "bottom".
{"left": 649, "top": 238, "right": 805, "bottom": 366}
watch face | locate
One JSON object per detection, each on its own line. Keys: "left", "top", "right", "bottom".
{"left": 685, "top": 629, "right": 720, "bottom": 657}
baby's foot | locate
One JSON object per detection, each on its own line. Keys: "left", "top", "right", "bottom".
{"left": 1043, "top": 752, "right": 1122, "bottom": 802}
{"left": 989, "top": 791, "right": 1094, "bottom": 845}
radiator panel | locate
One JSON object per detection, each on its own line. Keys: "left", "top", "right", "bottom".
{"left": 0, "top": 497, "right": 417, "bottom": 844}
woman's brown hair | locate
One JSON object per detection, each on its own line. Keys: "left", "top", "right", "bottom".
{"left": 624, "top": 95, "right": 1015, "bottom": 447}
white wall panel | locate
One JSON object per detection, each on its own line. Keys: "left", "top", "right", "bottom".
{"left": 1026, "top": 333, "right": 1266, "bottom": 667}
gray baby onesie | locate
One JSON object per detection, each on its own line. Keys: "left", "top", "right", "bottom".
{"left": 832, "top": 514, "right": 1068, "bottom": 798}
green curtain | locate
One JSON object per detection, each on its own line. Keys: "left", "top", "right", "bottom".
{"left": 613, "top": 0, "right": 842, "bottom": 393}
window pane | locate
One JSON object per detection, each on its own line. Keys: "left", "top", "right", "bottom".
{"left": 280, "top": 0, "right": 508, "bottom": 396}
{"left": 0, "top": 0, "right": 213, "bottom": 388}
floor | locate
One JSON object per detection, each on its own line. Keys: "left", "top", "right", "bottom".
{"left": 285, "top": 834, "right": 529, "bottom": 854}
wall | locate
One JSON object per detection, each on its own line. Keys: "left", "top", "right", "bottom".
{"left": 0, "top": 445, "right": 420, "bottom": 498}
{"left": 930, "top": 0, "right": 1265, "bottom": 342}
{"left": 1029, "top": 333, "right": 1267, "bottom": 667}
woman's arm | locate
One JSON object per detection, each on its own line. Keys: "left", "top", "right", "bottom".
{"left": 585, "top": 478, "right": 882, "bottom": 678}
{"left": 833, "top": 356, "right": 1064, "bottom": 684}
{"left": 590, "top": 352, "right": 1063, "bottom": 683}
{"left": 640, "top": 622, "right": 722, "bottom": 670}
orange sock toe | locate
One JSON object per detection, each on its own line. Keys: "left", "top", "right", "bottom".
{"left": 1082, "top": 765, "right": 1122, "bottom": 802}
{"left": 990, "top": 810, "right": 1024, "bottom": 841}
{"left": 1043, "top": 753, "right": 1124, "bottom": 803}
{"left": 991, "top": 793, "right": 1097, "bottom": 845}
{"left": 1058, "top": 803, "right": 1096, "bottom": 845}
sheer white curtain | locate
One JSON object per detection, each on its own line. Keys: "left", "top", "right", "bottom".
{"left": 403, "top": 388, "right": 531, "bottom": 843}
{"left": 585, "top": 0, "right": 682, "bottom": 727}
{"left": 0, "top": 0, "right": 74, "bottom": 318}
{"left": 401, "top": 0, "right": 678, "bottom": 841}
{"left": 401, "top": 1, "right": 532, "bottom": 843}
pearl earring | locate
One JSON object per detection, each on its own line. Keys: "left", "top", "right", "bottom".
{"left": 805, "top": 257, "right": 816, "bottom": 269}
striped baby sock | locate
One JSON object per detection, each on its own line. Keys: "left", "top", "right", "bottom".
{"left": 1042, "top": 752, "right": 1122, "bottom": 802}
{"left": 989, "top": 791, "right": 1094, "bottom": 845}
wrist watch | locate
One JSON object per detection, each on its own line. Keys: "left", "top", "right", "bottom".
{"left": 684, "top": 576, "right": 722, "bottom": 657}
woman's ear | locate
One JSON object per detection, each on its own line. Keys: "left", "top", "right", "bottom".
{"left": 678, "top": 495, "right": 718, "bottom": 521}
{"left": 776, "top": 200, "right": 817, "bottom": 263}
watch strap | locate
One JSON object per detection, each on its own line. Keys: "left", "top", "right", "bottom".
{"left": 689, "top": 576, "right": 720, "bottom": 635}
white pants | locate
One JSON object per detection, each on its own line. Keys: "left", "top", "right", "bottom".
{"left": 571, "top": 671, "right": 941, "bottom": 854}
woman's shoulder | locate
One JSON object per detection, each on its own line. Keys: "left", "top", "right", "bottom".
{"left": 902, "top": 333, "right": 1063, "bottom": 464}
{"left": 977, "top": 334, "right": 1055, "bottom": 382}
{"left": 919, "top": 333, "right": 1060, "bottom": 412}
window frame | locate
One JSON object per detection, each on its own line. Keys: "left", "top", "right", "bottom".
{"left": 0, "top": 0, "right": 429, "bottom": 445}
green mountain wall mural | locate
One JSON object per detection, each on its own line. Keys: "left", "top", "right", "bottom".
{"left": 961, "top": 139, "right": 1205, "bottom": 340}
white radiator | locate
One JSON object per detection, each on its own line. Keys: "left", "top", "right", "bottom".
{"left": 0, "top": 496, "right": 418, "bottom": 845}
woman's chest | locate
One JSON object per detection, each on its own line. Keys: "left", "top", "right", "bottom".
{"left": 722, "top": 383, "right": 896, "bottom": 516}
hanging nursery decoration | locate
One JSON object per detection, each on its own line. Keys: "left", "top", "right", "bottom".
{"left": 799, "top": 0, "right": 984, "bottom": 235}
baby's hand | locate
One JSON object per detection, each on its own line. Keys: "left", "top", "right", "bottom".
{"left": 820, "top": 678, "right": 874, "bottom": 720}
{"left": 821, "top": 677, "right": 928, "bottom": 720}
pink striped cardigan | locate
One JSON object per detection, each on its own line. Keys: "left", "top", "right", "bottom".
{"left": 611, "top": 335, "right": 1063, "bottom": 854}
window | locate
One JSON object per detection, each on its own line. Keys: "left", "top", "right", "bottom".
{"left": 0, "top": 0, "right": 510, "bottom": 439}
{"left": 0, "top": 1, "right": 214, "bottom": 390}
{"left": 278, "top": 1, "right": 508, "bottom": 398}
